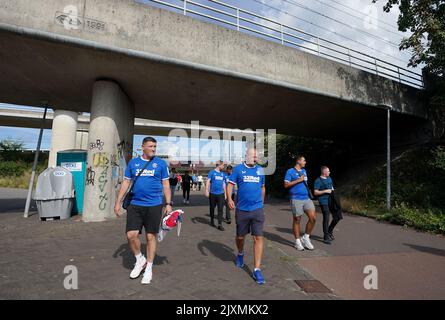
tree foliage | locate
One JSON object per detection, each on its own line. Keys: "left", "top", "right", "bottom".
{"left": 373, "top": 0, "right": 445, "bottom": 140}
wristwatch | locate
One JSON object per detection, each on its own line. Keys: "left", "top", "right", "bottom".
{"left": 165, "top": 203, "right": 173, "bottom": 206}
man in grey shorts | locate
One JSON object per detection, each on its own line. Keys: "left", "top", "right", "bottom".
{"left": 284, "top": 155, "right": 316, "bottom": 251}
{"left": 227, "top": 147, "right": 266, "bottom": 284}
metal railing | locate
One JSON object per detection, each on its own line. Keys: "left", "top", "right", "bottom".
{"left": 138, "top": 0, "right": 424, "bottom": 89}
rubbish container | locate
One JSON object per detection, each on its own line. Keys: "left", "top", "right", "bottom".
{"left": 34, "top": 166, "right": 75, "bottom": 221}
{"left": 57, "top": 150, "right": 87, "bottom": 214}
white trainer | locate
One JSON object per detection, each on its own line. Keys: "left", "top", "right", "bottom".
{"left": 301, "top": 235, "right": 314, "bottom": 250}
{"left": 130, "top": 255, "right": 147, "bottom": 279}
{"left": 295, "top": 238, "right": 305, "bottom": 251}
{"left": 141, "top": 267, "right": 152, "bottom": 285}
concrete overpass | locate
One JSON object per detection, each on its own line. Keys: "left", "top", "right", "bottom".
{"left": 0, "top": 106, "right": 257, "bottom": 137}
{"left": 0, "top": 0, "right": 429, "bottom": 221}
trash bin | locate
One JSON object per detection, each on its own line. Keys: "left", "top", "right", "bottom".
{"left": 34, "top": 166, "right": 76, "bottom": 221}
{"left": 57, "top": 150, "right": 87, "bottom": 214}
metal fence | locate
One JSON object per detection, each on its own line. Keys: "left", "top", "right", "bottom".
{"left": 139, "top": 0, "right": 424, "bottom": 89}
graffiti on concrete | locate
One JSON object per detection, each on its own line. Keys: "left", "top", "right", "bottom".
{"left": 89, "top": 139, "right": 104, "bottom": 151}
{"left": 85, "top": 166, "right": 95, "bottom": 186}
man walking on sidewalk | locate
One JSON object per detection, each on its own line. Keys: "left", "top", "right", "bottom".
{"left": 168, "top": 167, "right": 178, "bottom": 205}
{"left": 182, "top": 171, "right": 192, "bottom": 204}
{"left": 227, "top": 147, "right": 266, "bottom": 284}
{"left": 284, "top": 155, "right": 316, "bottom": 251}
{"left": 314, "top": 166, "right": 342, "bottom": 244}
{"left": 114, "top": 137, "right": 172, "bottom": 285}
{"left": 224, "top": 165, "right": 235, "bottom": 224}
{"left": 205, "top": 161, "right": 226, "bottom": 231}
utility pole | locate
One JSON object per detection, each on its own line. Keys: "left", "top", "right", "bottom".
{"left": 24, "top": 104, "right": 49, "bottom": 218}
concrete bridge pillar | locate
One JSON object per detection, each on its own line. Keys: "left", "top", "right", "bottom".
{"left": 83, "top": 80, "right": 134, "bottom": 222}
{"left": 48, "top": 110, "right": 78, "bottom": 168}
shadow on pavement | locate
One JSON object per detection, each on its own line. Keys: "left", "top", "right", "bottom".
{"left": 196, "top": 239, "right": 255, "bottom": 279}
{"left": 263, "top": 230, "right": 294, "bottom": 247}
{"left": 197, "top": 239, "right": 235, "bottom": 262}
{"left": 190, "top": 216, "right": 210, "bottom": 225}
{"left": 403, "top": 243, "right": 445, "bottom": 257}
{"left": 0, "top": 198, "right": 37, "bottom": 214}
{"left": 113, "top": 243, "right": 170, "bottom": 269}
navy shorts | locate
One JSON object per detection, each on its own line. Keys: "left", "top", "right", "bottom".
{"left": 235, "top": 208, "right": 265, "bottom": 237}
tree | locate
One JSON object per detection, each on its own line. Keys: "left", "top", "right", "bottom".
{"left": 373, "top": 0, "right": 445, "bottom": 141}
{"left": 0, "top": 138, "right": 25, "bottom": 161}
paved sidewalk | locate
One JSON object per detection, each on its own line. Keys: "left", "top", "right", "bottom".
{"left": 1, "top": 188, "right": 444, "bottom": 299}
{"left": 0, "top": 188, "right": 337, "bottom": 300}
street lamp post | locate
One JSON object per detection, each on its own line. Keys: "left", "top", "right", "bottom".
{"left": 379, "top": 104, "right": 392, "bottom": 211}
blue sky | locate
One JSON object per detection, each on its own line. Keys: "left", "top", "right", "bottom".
{"left": 1, "top": 0, "right": 416, "bottom": 156}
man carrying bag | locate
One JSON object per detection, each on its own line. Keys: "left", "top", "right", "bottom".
{"left": 114, "top": 137, "right": 172, "bottom": 285}
{"left": 314, "top": 166, "right": 343, "bottom": 244}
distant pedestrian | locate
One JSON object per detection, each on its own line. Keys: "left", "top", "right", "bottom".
{"left": 182, "top": 171, "right": 193, "bottom": 204}
{"left": 197, "top": 174, "right": 203, "bottom": 191}
{"left": 206, "top": 161, "right": 226, "bottom": 231}
{"left": 169, "top": 168, "right": 178, "bottom": 205}
{"left": 224, "top": 165, "right": 235, "bottom": 224}
{"left": 314, "top": 166, "right": 342, "bottom": 244}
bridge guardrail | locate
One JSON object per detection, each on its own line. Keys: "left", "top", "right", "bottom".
{"left": 139, "top": 0, "right": 424, "bottom": 89}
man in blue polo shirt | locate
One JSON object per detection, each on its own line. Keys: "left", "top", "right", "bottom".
{"left": 205, "top": 161, "right": 226, "bottom": 231}
{"left": 284, "top": 155, "right": 316, "bottom": 251}
{"left": 227, "top": 147, "right": 266, "bottom": 285}
{"left": 114, "top": 137, "right": 172, "bottom": 285}
{"left": 314, "top": 166, "right": 342, "bottom": 244}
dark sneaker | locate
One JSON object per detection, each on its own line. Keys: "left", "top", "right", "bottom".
{"left": 328, "top": 233, "right": 335, "bottom": 241}
{"left": 323, "top": 237, "right": 332, "bottom": 245}
{"left": 210, "top": 221, "right": 216, "bottom": 228}
{"left": 226, "top": 219, "right": 232, "bottom": 224}
{"left": 218, "top": 225, "right": 225, "bottom": 231}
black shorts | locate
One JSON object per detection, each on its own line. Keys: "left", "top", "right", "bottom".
{"left": 126, "top": 204, "right": 163, "bottom": 234}
{"left": 235, "top": 208, "right": 265, "bottom": 237}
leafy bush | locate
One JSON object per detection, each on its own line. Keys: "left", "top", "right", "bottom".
{"left": 0, "top": 161, "right": 27, "bottom": 177}
{"left": 377, "top": 203, "right": 445, "bottom": 234}
{"left": 431, "top": 146, "right": 445, "bottom": 171}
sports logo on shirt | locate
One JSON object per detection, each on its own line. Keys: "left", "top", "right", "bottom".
{"left": 214, "top": 175, "right": 224, "bottom": 181}
{"left": 242, "top": 175, "right": 261, "bottom": 183}
{"left": 136, "top": 169, "right": 155, "bottom": 176}
{"left": 153, "top": 163, "right": 158, "bottom": 168}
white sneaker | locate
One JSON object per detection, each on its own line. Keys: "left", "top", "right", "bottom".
{"left": 141, "top": 267, "right": 152, "bottom": 284}
{"left": 186, "top": 200, "right": 190, "bottom": 204}
{"left": 301, "top": 235, "right": 314, "bottom": 250}
{"left": 183, "top": 199, "right": 186, "bottom": 204}
{"left": 130, "top": 255, "right": 147, "bottom": 279}
{"left": 295, "top": 238, "right": 305, "bottom": 251}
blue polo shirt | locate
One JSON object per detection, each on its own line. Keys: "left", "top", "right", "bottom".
{"left": 314, "top": 176, "right": 334, "bottom": 205}
{"left": 284, "top": 167, "right": 309, "bottom": 200}
{"left": 208, "top": 169, "right": 225, "bottom": 195}
{"left": 229, "top": 163, "right": 265, "bottom": 212}
{"left": 124, "top": 156, "right": 169, "bottom": 207}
